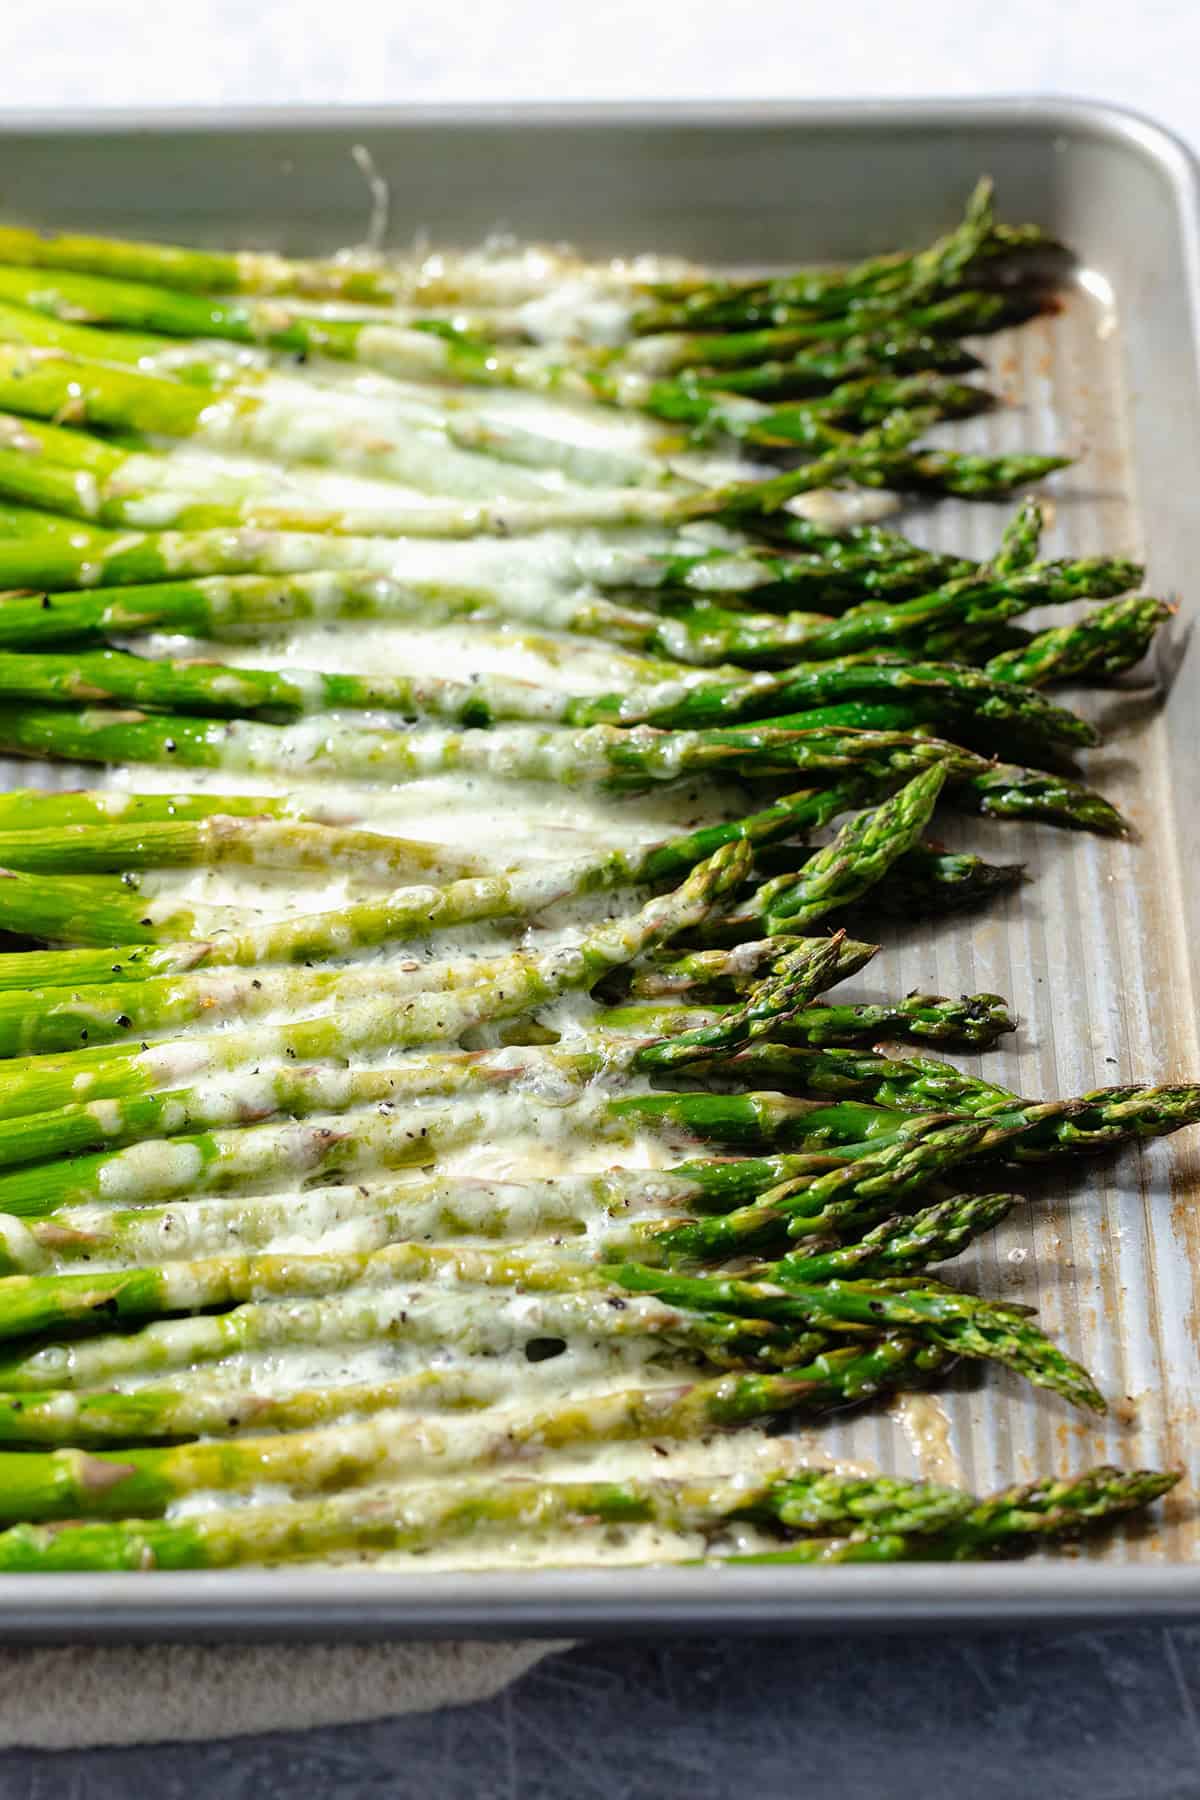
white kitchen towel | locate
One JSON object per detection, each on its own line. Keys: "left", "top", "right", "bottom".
{"left": 0, "top": 1638, "right": 568, "bottom": 1748}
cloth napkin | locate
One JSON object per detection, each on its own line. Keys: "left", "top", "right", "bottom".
{"left": 0, "top": 1637, "right": 567, "bottom": 1748}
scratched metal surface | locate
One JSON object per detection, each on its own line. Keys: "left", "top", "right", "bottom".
{"left": 3, "top": 1630, "right": 1200, "bottom": 1793}
{"left": 0, "top": 99, "right": 1197, "bottom": 1632}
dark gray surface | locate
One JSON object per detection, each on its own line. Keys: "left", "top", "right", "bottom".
{"left": 2, "top": 1630, "right": 1200, "bottom": 1797}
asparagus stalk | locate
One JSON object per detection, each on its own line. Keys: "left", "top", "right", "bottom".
{"left": 0, "top": 1090, "right": 991, "bottom": 1219}
{"left": 0, "top": 1108, "right": 981, "bottom": 1287}
{"left": 0, "top": 393, "right": 1065, "bottom": 534}
{"left": 0, "top": 1146, "right": 855, "bottom": 1280}
{"left": 0, "top": 934, "right": 843, "bottom": 1163}
{"left": 9, "top": 309, "right": 1001, "bottom": 449}
{"left": 0, "top": 1156, "right": 852, "bottom": 1276}
{"left": 638, "top": 182, "right": 1045, "bottom": 321}
{"left": 0, "top": 1188, "right": 1011, "bottom": 1348}
{"left": 0, "top": 547, "right": 1140, "bottom": 675}
{"left": 0, "top": 1349, "right": 952, "bottom": 1449}
{"left": 0, "top": 776, "right": 834, "bottom": 949}
{"left": 0, "top": 1232, "right": 1099, "bottom": 1446}
{"left": 725, "top": 767, "right": 944, "bottom": 932}
{"left": 0, "top": 499, "right": 958, "bottom": 597}
{"left": 0, "top": 223, "right": 708, "bottom": 305}
{"left": 0, "top": 1115, "right": 974, "bottom": 1277}
{"left": 0, "top": 1249, "right": 1100, "bottom": 1531}
{"left": 0, "top": 773, "right": 840, "bottom": 884}
{"left": 612, "top": 1082, "right": 1200, "bottom": 1166}
{"left": 627, "top": 294, "right": 1008, "bottom": 376}
{"left": 598, "top": 989, "right": 1016, "bottom": 1049}
{"left": 0, "top": 787, "right": 345, "bottom": 831}
{"left": 0, "top": 1275, "right": 827, "bottom": 1393}
{"left": 0, "top": 500, "right": 983, "bottom": 602}
{"left": 0, "top": 783, "right": 968, "bottom": 1065}
{"left": 0, "top": 179, "right": 1039, "bottom": 307}
{"left": 0, "top": 827, "right": 748, "bottom": 1067}
{"left": 0, "top": 1460, "right": 1168, "bottom": 1572}
{"left": 0, "top": 1057, "right": 1192, "bottom": 1224}
{"left": 0, "top": 813, "right": 498, "bottom": 882}
{"left": 0, "top": 644, "right": 1096, "bottom": 761}
{"left": 846, "top": 844, "right": 1026, "bottom": 917}
{"left": 726, "top": 1467, "right": 1180, "bottom": 1565}
{"left": 0, "top": 181, "right": 1018, "bottom": 328}
{"left": 0, "top": 1457, "right": 1169, "bottom": 1574}
{"left": 141, "top": 782, "right": 873, "bottom": 949}
{"left": 0, "top": 703, "right": 1124, "bottom": 835}
{"left": 985, "top": 595, "right": 1173, "bottom": 687}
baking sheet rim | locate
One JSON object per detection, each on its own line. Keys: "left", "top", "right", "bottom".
{"left": 0, "top": 92, "right": 1194, "bottom": 1633}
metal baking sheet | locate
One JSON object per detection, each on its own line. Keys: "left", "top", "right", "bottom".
{"left": 0, "top": 96, "right": 1196, "bottom": 1637}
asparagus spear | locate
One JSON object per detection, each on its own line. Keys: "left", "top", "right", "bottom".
{"left": 612, "top": 1082, "right": 1200, "bottom": 1166}
{"left": 0, "top": 1147, "right": 848, "bottom": 1280}
{"left": 0, "top": 644, "right": 1096, "bottom": 761}
{"left": 0, "top": 786, "right": 362, "bottom": 833}
{"left": 625, "top": 328, "right": 984, "bottom": 394}
{"left": 0, "top": 1460, "right": 1168, "bottom": 1572}
{"left": 0, "top": 393, "right": 1068, "bottom": 534}
{"left": 638, "top": 182, "right": 1046, "bottom": 322}
{"left": 0, "top": 179, "right": 1039, "bottom": 308}
{"left": 0, "top": 934, "right": 843, "bottom": 1162}
{"left": 626, "top": 1117, "right": 992, "bottom": 1262}
{"left": 845, "top": 844, "right": 1026, "bottom": 917}
{"left": 0, "top": 1256, "right": 1099, "bottom": 1512}
{"left": 0, "top": 1155, "right": 848, "bottom": 1276}
{"left": 579, "top": 655, "right": 1095, "bottom": 751}
{"left": 0, "top": 1240, "right": 1104, "bottom": 1529}
{"left": 0, "top": 1273, "right": 827, "bottom": 1391}
{"left": 0, "top": 1458, "right": 1169, "bottom": 1573}
{"left": 0, "top": 1090, "right": 995, "bottom": 1218}
{"left": 0, "top": 1188, "right": 1014, "bottom": 1349}
{"left": 985, "top": 595, "right": 1173, "bottom": 687}
{"left": 0, "top": 774, "right": 839, "bottom": 949}
{"left": 0, "top": 704, "right": 1124, "bottom": 835}
{"left": 725, "top": 767, "right": 944, "bottom": 932}
{"left": 626, "top": 933, "right": 875, "bottom": 1000}
{"left": 0, "top": 221, "right": 747, "bottom": 310}
{"left": 726, "top": 1467, "right": 1180, "bottom": 1565}
{"left": 627, "top": 295, "right": 1007, "bottom": 376}
{"left": 0, "top": 827, "right": 748, "bottom": 1067}
{"left": 0, "top": 783, "right": 969, "bottom": 1063}
{"left": 0, "top": 500, "right": 980, "bottom": 600}
{"left": 0, "top": 1061, "right": 1192, "bottom": 1224}
{"left": 0, "top": 1103, "right": 983, "bottom": 1285}
{"left": 0, "top": 524, "right": 1136, "bottom": 663}
{"left": 598, "top": 989, "right": 1016, "bottom": 1049}
{"left": 0, "top": 181, "right": 1018, "bottom": 328}
{"left": 643, "top": 845, "right": 1026, "bottom": 982}
{"left": 0, "top": 499, "right": 953, "bottom": 596}
{"left": 0, "top": 813, "right": 498, "bottom": 882}
{"left": 0, "top": 1116, "right": 973, "bottom": 1277}
{"left": 0, "top": 1348, "right": 956, "bottom": 1449}
{"left": 0, "top": 334, "right": 949, "bottom": 488}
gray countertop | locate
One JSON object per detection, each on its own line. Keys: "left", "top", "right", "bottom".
{"left": 2, "top": 1628, "right": 1199, "bottom": 1797}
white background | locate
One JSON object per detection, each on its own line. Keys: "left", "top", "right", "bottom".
{"left": 3, "top": 0, "right": 1199, "bottom": 152}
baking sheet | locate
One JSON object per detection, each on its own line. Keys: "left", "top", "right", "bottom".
{"left": 0, "top": 96, "right": 1196, "bottom": 1633}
